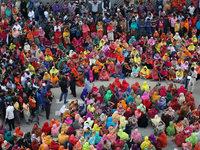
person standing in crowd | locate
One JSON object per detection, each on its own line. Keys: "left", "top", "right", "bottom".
{"left": 62, "top": 0, "right": 68, "bottom": 15}
{"left": 38, "top": 2, "right": 45, "bottom": 23}
{"left": 68, "top": 0, "right": 76, "bottom": 15}
{"left": 70, "top": 73, "right": 76, "bottom": 97}
{"left": 5, "top": 102, "right": 15, "bottom": 131}
{"left": 23, "top": 101, "right": 30, "bottom": 125}
{"left": 43, "top": 94, "right": 51, "bottom": 120}
{"left": 36, "top": 89, "right": 43, "bottom": 116}
{"left": 59, "top": 77, "right": 68, "bottom": 104}
{"left": 102, "top": 0, "right": 111, "bottom": 12}
{"left": 89, "top": 0, "right": 101, "bottom": 16}
{"left": 53, "top": 1, "right": 61, "bottom": 15}
{"left": 188, "top": 67, "right": 197, "bottom": 94}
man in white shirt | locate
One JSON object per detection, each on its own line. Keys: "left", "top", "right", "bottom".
{"left": 12, "top": 22, "right": 22, "bottom": 34}
{"left": 54, "top": 22, "right": 61, "bottom": 32}
{"left": 188, "top": 3, "right": 195, "bottom": 16}
{"left": 188, "top": 67, "right": 197, "bottom": 94}
{"left": 89, "top": 0, "right": 101, "bottom": 16}
{"left": 28, "top": 8, "right": 35, "bottom": 21}
{"left": 24, "top": 69, "right": 32, "bottom": 79}
{"left": 5, "top": 102, "right": 15, "bottom": 131}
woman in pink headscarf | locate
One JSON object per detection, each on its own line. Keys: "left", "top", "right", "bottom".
{"left": 38, "top": 27, "right": 45, "bottom": 43}
{"left": 148, "top": 37, "right": 155, "bottom": 46}
{"left": 110, "top": 41, "right": 117, "bottom": 51}
{"left": 82, "top": 23, "right": 90, "bottom": 39}
{"left": 131, "top": 129, "right": 143, "bottom": 144}
{"left": 1, "top": 3, "right": 6, "bottom": 18}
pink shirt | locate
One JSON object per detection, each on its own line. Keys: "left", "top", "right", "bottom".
{"left": 171, "top": 17, "right": 177, "bottom": 27}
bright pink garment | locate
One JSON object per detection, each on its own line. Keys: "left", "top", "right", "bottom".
{"left": 159, "top": 86, "right": 167, "bottom": 97}
{"left": 141, "top": 91, "right": 150, "bottom": 101}
{"left": 65, "top": 117, "right": 73, "bottom": 125}
{"left": 131, "top": 129, "right": 143, "bottom": 144}
{"left": 100, "top": 134, "right": 109, "bottom": 144}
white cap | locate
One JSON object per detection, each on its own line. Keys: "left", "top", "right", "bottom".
{"left": 42, "top": 83, "right": 46, "bottom": 86}
{"left": 25, "top": 69, "right": 29, "bottom": 71}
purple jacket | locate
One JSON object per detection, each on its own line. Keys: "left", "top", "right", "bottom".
{"left": 53, "top": 4, "right": 61, "bottom": 14}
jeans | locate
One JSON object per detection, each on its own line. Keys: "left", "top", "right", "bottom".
{"left": 60, "top": 92, "right": 68, "bottom": 103}
{"left": 39, "top": 15, "right": 43, "bottom": 23}
{"left": 185, "top": 77, "right": 190, "bottom": 89}
{"left": 38, "top": 103, "right": 43, "bottom": 115}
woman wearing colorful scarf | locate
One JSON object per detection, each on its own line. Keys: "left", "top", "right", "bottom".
{"left": 107, "top": 23, "right": 114, "bottom": 41}
{"left": 99, "top": 67, "right": 110, "bottom": 81}
{"left": 159, "top": 67, "right": 168, "bottom": 83}
{"left": 175, "top": 68, "right": 184, "bottom": 83}
{"left": 82, "top": 23, "right": 90, "bottom": 39}
{"left": 113, "top": 62, "right": 125, "bottom": 79}
{"left": 139, "top": 66, "right": 150, "bottom": 79}
{"left": 63, "top": 28, "right": 70, "bottom": 49}
{"left": 131, "top": 64, "right": 140, "bottom": 78}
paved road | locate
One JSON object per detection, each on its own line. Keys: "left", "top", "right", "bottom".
{"left": 1, "top": 77, "right": 200, "bottom": 149}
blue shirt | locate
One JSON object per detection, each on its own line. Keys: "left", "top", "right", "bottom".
{"left": 39, "top": 81, "right": 50, "bottom": 106}
{"left": 37, "top": 92, "right": 42, "bottom": 104}
{"left": 103, "top": 18, "right": 111, "bottom": 23}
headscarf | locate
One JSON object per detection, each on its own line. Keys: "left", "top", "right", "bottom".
{"left": 35, "top": 49, "right": 44, "bottom": 59}
{"left": 43, "top": 72, "right": 50, "bottom": 80}
{"left": 140, "top": 66, "right": 150, "bottom": 75}
{"left": 50, "top": 66, "right": 59, "bottom": 75}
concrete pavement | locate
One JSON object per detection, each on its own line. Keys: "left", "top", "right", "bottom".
{"left": 1, "top": 77, "right": 200, "bottom": 149}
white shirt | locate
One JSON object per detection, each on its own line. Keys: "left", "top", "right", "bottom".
{"left": 191, "top": 70, "right": 197, "bottom": 79}
{"left": 28, "top": 10, "right": 35, "bottom": 21}
{"left": 54, "top": 26, "right": 61, "bottom": 32}
{"left": 89, "top": 1, "right": 101, "bottom": 12}
{"left": 25, "top": 72, "right": 32, "bottom": 79}
{"left": 13, "top": 24, "right": 22, "bottom": 34}
{"left": 44, "top": 11, "right": 49, "bottom": 19}
{"left": 21, "top": 76, "right": 26, "bottom": 88}
{"left": 5, "top": 106, "right": 14, "bottom": 120}
{"left": 188, "top": 6, "right": 195, "bottom": 15}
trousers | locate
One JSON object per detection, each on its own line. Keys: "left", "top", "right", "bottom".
{"left": 188, "top": 78, "right": 196, "bottom": 93}
{"left": 7, "top": 119, "right": 15, "bottom": 131}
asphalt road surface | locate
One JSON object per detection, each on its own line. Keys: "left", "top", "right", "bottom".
{"left": 1, "top": 77, "right": 200, "bottom": 149}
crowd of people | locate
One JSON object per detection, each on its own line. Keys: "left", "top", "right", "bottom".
{"left": 0, "top": 0, "right": 200, "bottom": 149}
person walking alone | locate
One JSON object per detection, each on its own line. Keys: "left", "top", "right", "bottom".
{"left": 5, "top": 102, "right": 15, "bottom": 131}
{"left": 188, "top": 67, "right": 197, "bottom": 94}
{"left": 59, "top": 77, "right": 68, "bottom": 104}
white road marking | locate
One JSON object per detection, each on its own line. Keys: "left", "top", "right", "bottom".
{"left": 56, "top": 99, "right": 84, "bottom": 103}
{"left": 55, "top": 111, "right": 60, "bottom": 116}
